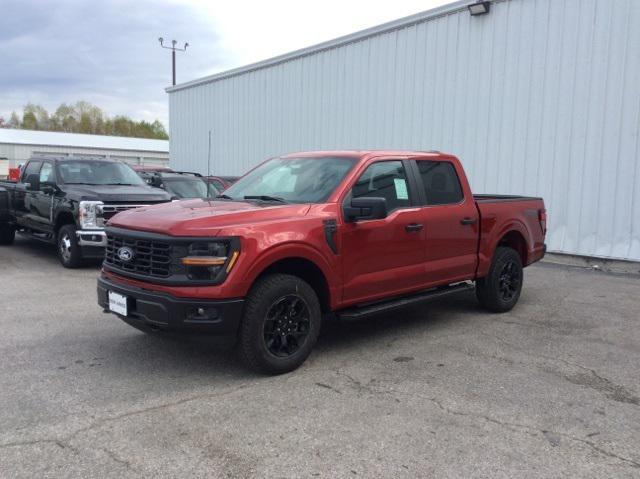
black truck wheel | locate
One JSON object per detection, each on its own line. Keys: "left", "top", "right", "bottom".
{"left": 0, "top": 223, "right": 15, "bottom": 245}
{"left": 238, "top": 274, "right": 321, "bottom": 375}
{"left": 476, "top": 246, "right": 523, "bottom": 313}
{"left": 57, "top": 224, "right": 83, "bottom": 268}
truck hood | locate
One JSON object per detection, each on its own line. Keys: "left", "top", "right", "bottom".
{"left": 64, "top": 184, "right": 171, "bottom": 203}
{"left": 107, "top": 199, "right": 312, "bottom": 236}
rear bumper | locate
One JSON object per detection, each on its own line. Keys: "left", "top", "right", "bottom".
{"left": 97, "top": 275, "right": 244, "bottom": 337}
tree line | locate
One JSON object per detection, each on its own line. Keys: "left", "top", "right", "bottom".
{"left": 0, "top": 101, "right": 168, "bottom": 140}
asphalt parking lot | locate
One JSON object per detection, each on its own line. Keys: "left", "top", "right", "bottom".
{"left": 0, "top": 237, "right": 639, "bottom": 478}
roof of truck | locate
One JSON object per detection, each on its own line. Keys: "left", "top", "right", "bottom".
{"left": 281, "top": 150, "right": 447, "bottom": 159}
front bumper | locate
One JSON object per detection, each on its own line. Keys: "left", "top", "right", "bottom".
{"left": 97, "top": 275, "right": 244, "bottom": 336}
{"left": 77, "top": 230, "right": 107, "bottom": 247}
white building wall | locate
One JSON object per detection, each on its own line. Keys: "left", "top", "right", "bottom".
{"left": 168, "top": 0, "right": 640, "bottom": 261}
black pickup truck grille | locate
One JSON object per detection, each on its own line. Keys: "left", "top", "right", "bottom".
{"left": 104, "top": 234, "right": 172, "bottom": 278}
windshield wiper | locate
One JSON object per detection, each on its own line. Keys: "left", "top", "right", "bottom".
{"left": 215, "top": 194, "right": 234, "bottom": 200}
{"left": 243, "top": 195, "right": 288, "bottom": 203}
{"left": 63, "top": 182, "right": 100, "bottom": 185}
{"left": 104, "top": 183, "right": 139, "bottom": 186}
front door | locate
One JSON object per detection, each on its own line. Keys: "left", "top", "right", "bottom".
{"left": 340, "top": 159, "right": 427, "bottom": 305}
{"left": 30, "top": 161, "right": 56, "bottom": 233}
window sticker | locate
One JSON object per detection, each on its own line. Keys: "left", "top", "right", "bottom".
{"left": 394, "top": 178, "right": 409, "bottom": 200}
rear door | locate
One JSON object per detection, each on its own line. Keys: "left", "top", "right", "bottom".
{"left": 340, "top": 159, "right": 427, "bottom": 304}
{"left": 412, "top": 158, "right": 479, "bottom": 285}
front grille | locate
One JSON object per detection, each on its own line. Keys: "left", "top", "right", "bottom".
{"left": 98, "top": 204, "right": 150, "bottom": 225}
{"left": 105, "top": 234, "right": 172, "bottom": 278}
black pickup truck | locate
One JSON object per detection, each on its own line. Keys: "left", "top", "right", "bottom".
{"left": 0, "top": 156, "right": 171, "bottom": 267}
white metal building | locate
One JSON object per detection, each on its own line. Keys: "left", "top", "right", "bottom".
{"left": 167, "top": 0, "right": 640, "bottom": 262}
{"left": 0, "top": 129, "right": 169, "bottom": 175}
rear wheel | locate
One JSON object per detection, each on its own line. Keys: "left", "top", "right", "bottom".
{"left": 57, "top": 224, "right": 83, "bottom": 268}
{"left": 476, "top": 246, "right": 523, "bottom": 312}
{"left": 238, "top": 274, "right": 321, "bottom": 375}
{"left": 0, "top": 223, "right": 15, "bottom": 245}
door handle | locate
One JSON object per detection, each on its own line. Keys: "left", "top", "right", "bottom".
{"left": 405, "top": 223, "right": 424, "bottom": 232}
{"left": 460, "top": 217, "right": 477, "bottom": 225}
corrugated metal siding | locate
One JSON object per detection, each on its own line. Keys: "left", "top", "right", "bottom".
{"left": 169, "top": 0, "right": 640, "bottom": 261}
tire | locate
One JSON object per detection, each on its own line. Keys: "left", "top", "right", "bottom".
{"left": 0, "top": 223, "right": 15, "bottom": 245}
{"left": 57, "top": 224, "right": 83, "bottom": 268}
{"left": 476, "top": 246, "right": 523, "bottom": 313}
{"left": 238, "top": 274, "right": 322, "bottom": 375}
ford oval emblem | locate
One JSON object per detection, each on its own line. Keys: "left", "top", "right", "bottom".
{"left": 117, "top": 246, "right": 135, "bottom": 262}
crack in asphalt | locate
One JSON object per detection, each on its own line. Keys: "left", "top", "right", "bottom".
{"left": 478, "top": 331, "right": 639, "bottom": 406}
{"left": 0, "top": 382, "right": 253, "bottom": 458}
{"left": 415, "top": 393, "right": 640, "bottom": 470}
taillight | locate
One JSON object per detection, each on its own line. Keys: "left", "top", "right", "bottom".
{"left": 539, "top": 209, "right": 547, "bottom": 235}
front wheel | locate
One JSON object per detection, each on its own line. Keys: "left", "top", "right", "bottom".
{"left": 0, "top": 223, "right": 15, "bottom": 245}
{"left": 57, "top": 224, "right": 83, "bottom": 268}
{"left": 238, "top": 274, "right": 321, "bottom": 375}
{"left": 476, "top": 246, "right": 523, "bottom": 313}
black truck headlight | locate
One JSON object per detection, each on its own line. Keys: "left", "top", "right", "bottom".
{"left": 181, "top": 241, "right": 239, "bottom": 281}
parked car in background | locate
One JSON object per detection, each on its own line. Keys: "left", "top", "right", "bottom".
{"left": 137, "top": 171, "right": 220, "bottom": 199}
{"left": 0, "top": 156, "right": 171, "bottom": 267}
{"left": 98, "top": 150, "right": 547, "bottom": 374}
{"left": 206, "top": 175, "right": 240, "bottom": 191}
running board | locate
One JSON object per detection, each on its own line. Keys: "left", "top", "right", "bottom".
{"left": 337, "top": 282, "right": 474, "bottom": 321}
{"left": 17, "top": 230, "right": 54, "bottom": 243}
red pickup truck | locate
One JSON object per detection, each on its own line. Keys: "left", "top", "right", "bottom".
{"left": 98, "top": 151, "right": 546, "bottom": 374}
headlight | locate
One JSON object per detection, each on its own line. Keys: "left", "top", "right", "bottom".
{"left": 78, "top": 201, "right": 103, "bottom": 229}
{"left": 181, "top": 241, "right": 240, "bottom": 281}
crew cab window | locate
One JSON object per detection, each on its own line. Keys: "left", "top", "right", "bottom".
{"left": 349, "top": 160, "right": 410, "bottom": 213}
{"left": 22, "top": 161, "right": 42, "bottom": 183}
{"left": 39, "top": 162, "right": 56, "bottom": 185}
{"left": 416, "top": 161, "right": 464, "bottom": 205}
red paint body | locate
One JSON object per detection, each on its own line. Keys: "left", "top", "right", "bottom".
{"left": 106, "top": 151, "right": 546, "bottom": 311}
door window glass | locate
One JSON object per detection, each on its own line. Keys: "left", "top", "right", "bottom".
{"left": 350, "top": 160, "right": 410, "bottom": 212}
{"left": 417, "top": 161, "right": 463, "bottom": 205}
{"left": 39, "top": 162, "right": 56, "bottom": 185}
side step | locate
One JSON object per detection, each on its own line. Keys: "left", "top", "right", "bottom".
{"left": 17, "top": 230, "right": 55, "bottom": 244}
{"left": 337, "top": 282, "right": 475, "bottom": 321}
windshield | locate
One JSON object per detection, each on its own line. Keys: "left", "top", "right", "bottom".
{"left": 58, "top": 161, "right": 145, "bottom": 186}
{"left": 163, "top": 177, "right": 214, "bottom": 199}
{"left": 223, "top": 157, "right": 356, "bottom": 203}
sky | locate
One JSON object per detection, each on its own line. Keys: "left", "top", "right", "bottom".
{"left": 0, "top": 0, "right": 451, "bottom": 128}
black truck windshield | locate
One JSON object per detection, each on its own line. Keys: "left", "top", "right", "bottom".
{"left": 163, "top": 177, "right": 216, "bottom": 199}
{"left": 58, "top": 161, "right": 145, "bottom": 186}
{"left": 223, "top": 157, "right": 356, "bottom": 203}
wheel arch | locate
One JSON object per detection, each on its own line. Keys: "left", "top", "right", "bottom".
{"left": 243, "top": 244, "right": 336, "bottom": 313}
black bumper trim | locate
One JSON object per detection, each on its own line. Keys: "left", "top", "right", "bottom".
{"left": 97, "top": 275, "right": 244, "bottom": 336}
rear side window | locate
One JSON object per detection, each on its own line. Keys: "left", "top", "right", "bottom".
{"left": 416, "top": 161, "right": 463, "bottom": 205}
{"left": 350, "top": 160, "right": 410, "bottom": 212}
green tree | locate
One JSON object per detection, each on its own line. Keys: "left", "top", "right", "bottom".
{"left": 8, "top": 101, "right": 168, "bottom": 139}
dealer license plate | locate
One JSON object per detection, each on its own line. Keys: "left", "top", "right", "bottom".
{"left": 108, "top": 291, "right": 128, "bottom": 316}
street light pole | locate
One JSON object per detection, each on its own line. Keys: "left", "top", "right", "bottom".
{"left": 158, "top": 38, "right": 189, "bottom": 86}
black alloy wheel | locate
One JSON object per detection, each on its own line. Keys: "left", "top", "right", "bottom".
{"left": 263, "top": 294, "right": 311, "bottom": 357}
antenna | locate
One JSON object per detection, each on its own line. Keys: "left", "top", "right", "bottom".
{"left": 207, "top": 130, "right": 212, "bottom": 177}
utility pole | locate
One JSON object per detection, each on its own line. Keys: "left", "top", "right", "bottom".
{"left": 158, "top": 38, "right": 188, "bottom": 86}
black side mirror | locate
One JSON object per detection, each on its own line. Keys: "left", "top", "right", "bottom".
{"left": 41, "top": 183, "right": 56, "bottom": 194}
{"left": 344, "top": 197, "right": 388, "bottom": 222}
{"left": 25, "top": 174, "right": 40, "bottom": 191}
